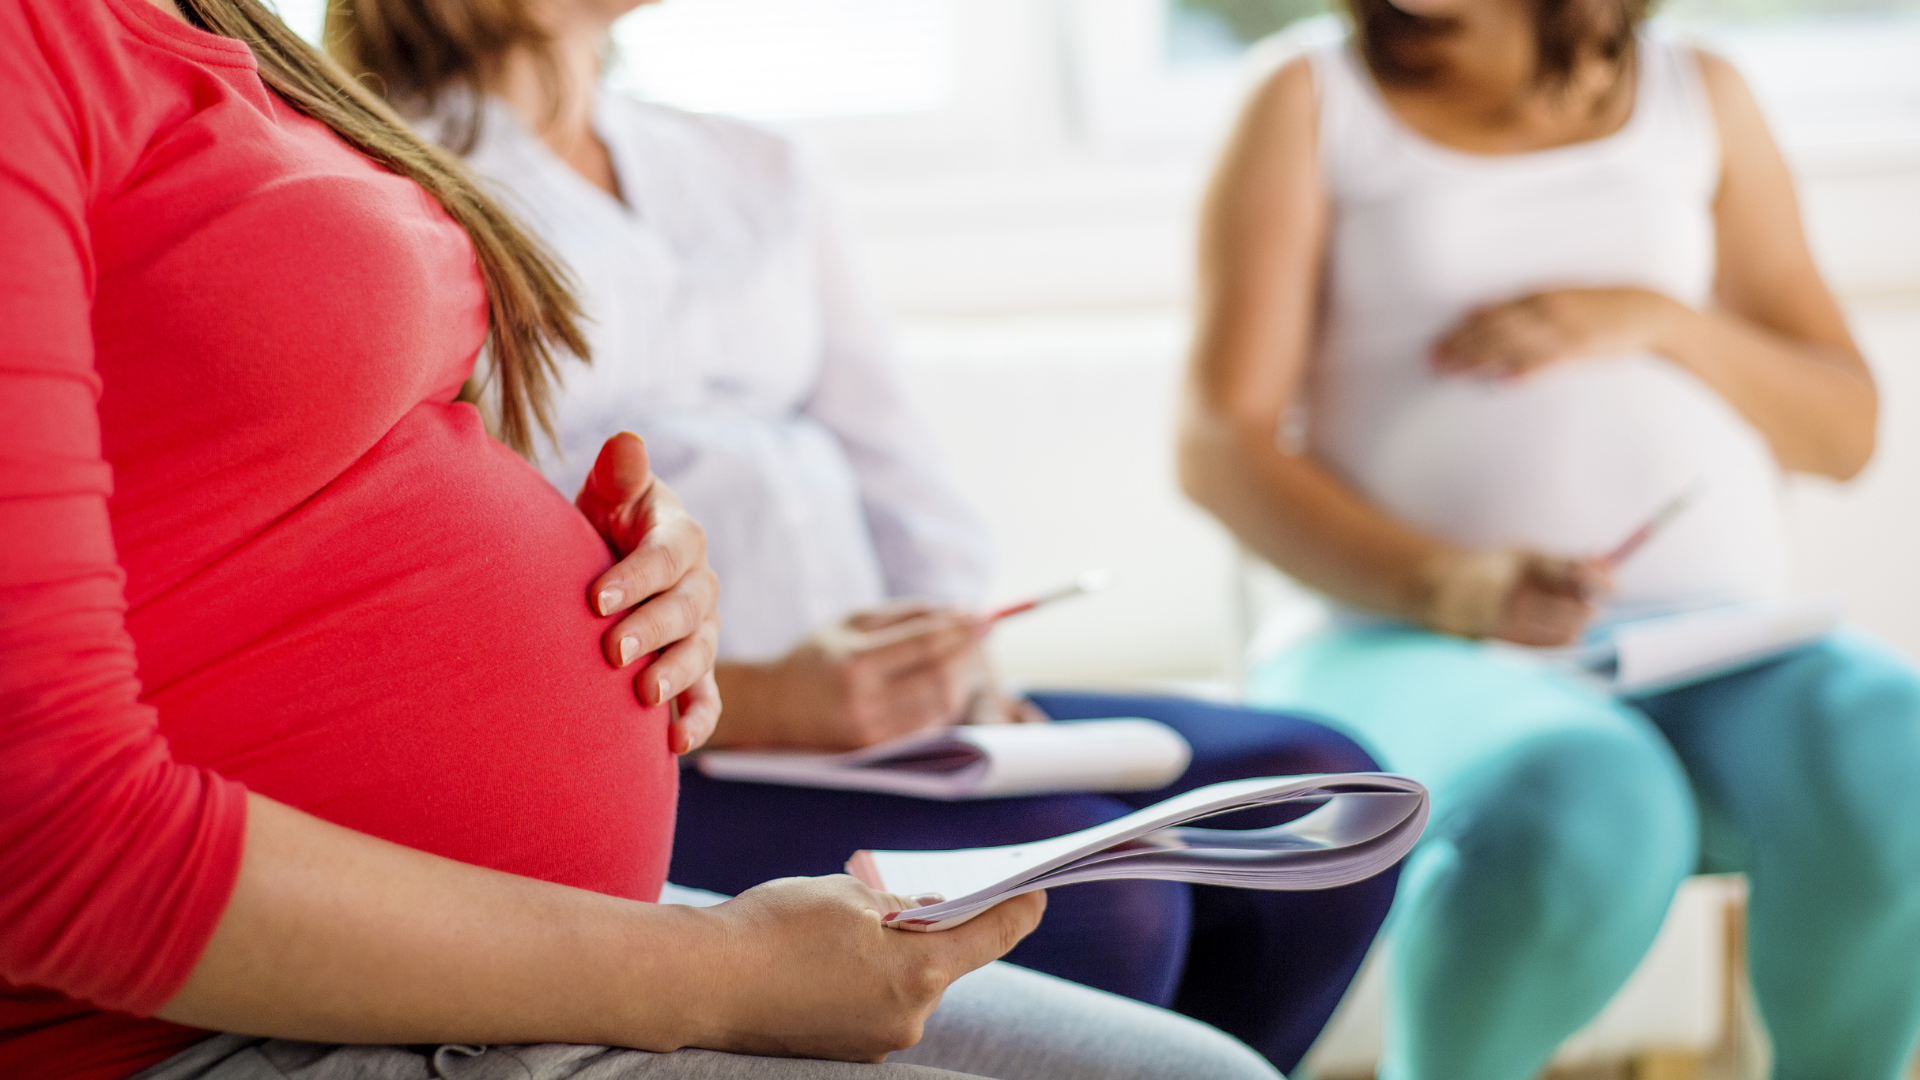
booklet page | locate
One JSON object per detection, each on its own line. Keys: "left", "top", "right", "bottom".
{"left": 850, "top": 774, "right": 1428, "bottom": 930}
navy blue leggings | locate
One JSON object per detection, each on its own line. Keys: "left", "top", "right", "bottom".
{"left": 670, "top": 692, "right": 1399, "bottom": 1071}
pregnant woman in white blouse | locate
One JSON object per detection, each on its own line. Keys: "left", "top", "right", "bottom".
{"left": 326, "top": 0, "right": 1401, "bottom": 1071}
{"left": 1176, "top": 0, "right": 1920, "bottom": 1075}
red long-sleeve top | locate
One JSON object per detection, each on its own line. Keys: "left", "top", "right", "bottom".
{"left": 0, "top": 1, "right": 678, "bottom": 1076}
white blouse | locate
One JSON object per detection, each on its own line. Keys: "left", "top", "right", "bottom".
{"left": 446, "top": 92, "right": 994, "bottom": 662}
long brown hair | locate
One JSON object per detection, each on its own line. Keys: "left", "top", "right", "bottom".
{"left": 178, "top": 0, "right": 584, "bottom": 456}
{"left": 1346, "top": 0, "right": 1646, "bottom": 91}
{"left": 323, "top": 0, "right": 567, "bottom": 156}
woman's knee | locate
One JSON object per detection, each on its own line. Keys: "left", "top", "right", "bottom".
{"left": 911, "top": 962, "right": 1281, "bottom": 1080}
{"left": 1219, "top": 710, "right": 1381, "bottom": 776}
{"left": 1448, "top": 724, "right": 1696, "bottom": 936}
{"left": 1772, "top": 636, "right": 1920, "bottom": 896}
{"left": 1031, "top": 691, "right": 1383, "bottom": 776}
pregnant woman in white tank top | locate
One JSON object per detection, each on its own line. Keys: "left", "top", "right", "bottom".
{"left": 1180, "top": 0, "right": 1920, "bottom": 1074}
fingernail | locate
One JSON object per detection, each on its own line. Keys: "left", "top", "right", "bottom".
{"left": 597, "top": 587, "right": 623, "bottom": 616}
{"left": 880, "top": 911, "right": 901, "bottom": 922}
{"left": 910, "top": 893, "right": 945, "bottom": 907}
{"left": 618, "top": 637, "right": 640, "bottom": 666}
{"left": 657, "top": 677, "right": 671, "bottom": 706}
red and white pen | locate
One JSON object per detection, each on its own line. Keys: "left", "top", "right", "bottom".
{"left": 842, "top": 570, "right": 1115, "bottom": 656}
{"left": 1600, "top": 484, "right": 1701, "bottom": 570}
{"left": 985, "top": 569, "right": 1114, "bottom": 623}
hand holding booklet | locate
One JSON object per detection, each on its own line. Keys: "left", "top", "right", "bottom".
{"left": 848, "top": 773, "right": 1429, "bottom": 930}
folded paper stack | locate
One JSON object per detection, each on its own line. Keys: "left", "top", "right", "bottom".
{"left": 848, "top": 773, "right": 1429, "bottom": 930}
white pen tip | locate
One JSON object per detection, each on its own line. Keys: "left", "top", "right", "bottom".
{"left": 1078, "top": 568, "right": 1114, "bottom": 593}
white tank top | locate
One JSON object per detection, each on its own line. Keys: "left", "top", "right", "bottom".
{"left": 1307, "top": 32, "right": 1788, "bottom": 614}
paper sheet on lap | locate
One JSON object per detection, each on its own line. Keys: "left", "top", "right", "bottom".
{"left": 1513, "top": 594, "right": 1843, "bottom": 696}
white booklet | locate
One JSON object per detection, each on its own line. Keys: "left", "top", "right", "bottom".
{"left": 693, "top": 718, "right": 1193, "bottom": 800}
{"left": 847, "top": 773, "right": 1429, "bottom": 930}
{"left": 1530, "top": 594, "right": 1843, "bottom": 696}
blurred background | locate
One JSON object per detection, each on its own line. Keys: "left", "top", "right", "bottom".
{"left": 283, "top": 0, "right": 1919, "bottom": 694}
{"left": 279, "top": 1, "right": 1917, "bottom": 1073}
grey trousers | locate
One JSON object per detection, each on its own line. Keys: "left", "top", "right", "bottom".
{"left": 132, "top": 962, "right": 1281, "bottom": 1080}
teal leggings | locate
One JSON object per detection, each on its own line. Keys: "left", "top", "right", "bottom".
{"left": 1249, "top": 628, "right": 1920, "bottom": 1080}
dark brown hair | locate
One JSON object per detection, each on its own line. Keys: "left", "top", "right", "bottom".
{"left": 178, "top": 0, "right": 584, "bottom": 456}
{"left": 323, "top": 0, "right": 570, "bottom": 156}
{"left": 1345, "top": 0, "right": 1646, "bottom": 91}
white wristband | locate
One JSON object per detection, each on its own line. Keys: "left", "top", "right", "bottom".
{"left": 1422, "top": 550, "right": 1524, "bottom": 638}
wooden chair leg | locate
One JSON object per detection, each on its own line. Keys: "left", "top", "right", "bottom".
{"left": 1630, "top": 1051, "right": 1706, "bottom": 1080}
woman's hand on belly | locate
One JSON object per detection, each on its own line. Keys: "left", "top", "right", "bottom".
{"left": 160, "top": 794, "right": 1043, "bottom": 1058}
{"left": 1432, "top": 287, "right": 1683, "bottom": 381}
{"left": 576, "top": 432, "right": 722, "bottom": 753}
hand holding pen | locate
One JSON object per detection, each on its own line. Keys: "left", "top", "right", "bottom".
{"left": 838, "top": 569, "right": 1114, "bottom": 655}
{"left": 711, "top": 573, "right": 1111, "bottom": 752}
{"left": 818, "top": 571, "right": 1114, "bottom": 731}
{"left": 1428, "top": 486, "right": 1696, "bottom": 646}
{"left": 1496, "top": 554, "right": 1614, "bottom": 647}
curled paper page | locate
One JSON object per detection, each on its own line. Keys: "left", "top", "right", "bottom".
{"left": 1507, "top": 594, "right": 1843, "bottom": 697}
{"left": 696, "top": 718, "right": 1192, "bottom": 800}
{"left": 847, "top": 773, "right": 1429, "bottom": 930}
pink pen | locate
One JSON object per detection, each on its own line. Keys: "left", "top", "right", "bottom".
{"left": 840, "top": 571, "right": 1114, "bottom": 657}
{"left": 1600, "top": 484, "right": 1700, "bottom": 569}
{"left": 984, "top": 569, "right": 1114, "bottom": 624}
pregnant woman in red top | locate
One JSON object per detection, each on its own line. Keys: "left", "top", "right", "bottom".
{"left": 0, "top": 2, "right": 1290, "bottom": 1079}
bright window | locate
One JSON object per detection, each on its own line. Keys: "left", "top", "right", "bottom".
{"left": 607, "top": 0, "right": 954, "bottom": 121}
{"left": 272, "top": 0, "right": 325, "bottom": 43}
{"left": 1168, "top": 0, "right": 1329, "bottom": 62}
{"left": 269, "top": 0, "right": 955, "bottom": 122}
{"left": 1676, "top": 14, "right": 1920, "bottom": 152}
{"left": 1165, "top": 0, "right": 1920, "bottom": 51}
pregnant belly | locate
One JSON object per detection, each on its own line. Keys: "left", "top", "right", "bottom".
{"left": 129, "top": 404, "right": 676, "bottom": 901}
{"left": 1348, "top": 354, "right": 1789, "bottom": 610}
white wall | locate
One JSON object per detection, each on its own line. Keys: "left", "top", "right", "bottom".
{"left": 846, "top": 136, "right": 1920, "bottom": 321}
{"left": 895, "top": 311, "right": 1235, "bottom": 687}
{"left": 828, "top": 15, "right": 1920, "bottom": 319}
{"left": 1785, "top": 300, "right": 1920, "bottom": 661}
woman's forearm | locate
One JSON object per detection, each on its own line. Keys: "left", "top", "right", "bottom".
{"left": 1178, "top": 402, "right": 1453, "bottom": 622}
{"left": 711, "top": 661, "right": 781, "bottom": 746}
{"left": 158, "top": 793, "right": 724, "bottom": 1050}
{"left": 1679, "top": 51, "right": 1878, "bottom": 481}
{"left": 159, "top": 793, "right": 1046, "bottom": 1063}
{"left": 1653, "top": 298, "right": 1877, "bottom": 479}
